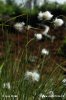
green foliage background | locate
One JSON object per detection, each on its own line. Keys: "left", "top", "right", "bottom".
{"left": 0, "top": 0, "right": 66, "bottom": 16}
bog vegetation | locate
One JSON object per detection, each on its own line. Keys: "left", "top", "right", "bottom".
{"left": 0, "top": 0, "right": 66, "bottom": 100}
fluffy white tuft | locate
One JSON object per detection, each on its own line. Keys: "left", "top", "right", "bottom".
{"left": 25, "top": 71, "right": 40, "bottom": 82}
{"left": 14, "top": 22, "right": 25, "bottom": 31}
{"left": 3, "top": 82, "right": 11, "bottom": 90}
{"left": 53, "top": 18, "right": 64, "bottom": 27}
{"left": 34, "top": 33, "right": 42, "bottom": 40}
{"left": 43, "top": 11, "right": 53, "bottom": 20}
{"left": 41, "top": 48, "right": 49, "bottom": 55}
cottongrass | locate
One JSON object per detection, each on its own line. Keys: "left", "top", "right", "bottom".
{"left": 41, "top": 48, "right": 49, "bottom": 55}
{"left": 34, "top": 33, "right": 43, "bottom": 40}
{"left": 62, "top": 78, "right": 66, "bottom": 86}
{"left": 42, "top": 11, "right": 53, "bottom": 20}
{"left": 39, "top": 93, "right": 46, "bottom": 99}
{"left": 24, "top": 70, "right": 40, "bottom": 82}
{"left": 38, "top": 11, "right": 44, "bottom": 20}
{"left": 53, "top": 18, "right": 64, "bottom": 27}
{"left": 48, "top": 91, "right": 54, "bottom": 98}
{"left": 39, "top": 91, "right": 54, "bottom": 100}
{"left": 3, "top": 82, "right": 11, "bottom": 90}
{"left": 0, "top": 12, "right": 65, "bottom": 100}
{"left": 27, "top": 25, "right": 32, "bottom": 30}
{"left": 14, "top": 22, "right": 25, "bottom": 32}
{"left": 0, "top": 56, "right": 65, "bottom": 100}
{"left": 38, "top": 11, "right": 64, "bottom": 28}
{"left": 38, "top": 11, "right": 53, "bottom": 20}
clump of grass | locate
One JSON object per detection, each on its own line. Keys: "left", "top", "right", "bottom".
{"left": 0, "top": 59, "right": 65, "bottom": 100}
{"left": 0, "top": 37, "right": 65, "bottom": 99}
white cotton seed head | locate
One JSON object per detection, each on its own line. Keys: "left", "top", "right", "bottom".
{"left": 62, "top": 78, "right": 66, "bottom": 85}
{"left": 62, "top": 78, "right": 66, "bottom": 83}
{"left": 38, "top": 11, "right": 44, "bottom": 20}
{"left": 42, "top": 25, "right": 50, "bottom": 35}
{"left": 53, "top": 18, "right": 64, "bottom": 27}
{"left": 7, "top": 82, "right": 11, "bottom": 89}
{"left": 43, "top": 11, "right": 53, "bottom": 20}
{"left": 39, "top": 93, "right": 46, "bottom": 99}
{"left": 32, "top": 71, "right": 40, "bottom": 82}
{"left": 27, "top": 25, "right": 32, "bottom": 30}
{"left": 41, "top": 48, "right": 49, "bottom": 55}
{"left": 25, "top": 71, "right": 33, "bottom": 80}
{"left": 34, "top": 33, "right": 42, "bottom": 40}
{"left": 3, "top": 82, "right": 11, "bottom": 90}
{"left": 48, "top": 91, "right": 54, "bottom": 98}
{"left": 38, "top": 11, "right": 53, "bottom": 20}
{"left": 22, "top": 22, "right": 25, "bottom": 26}
{"left": 25, "top": 71, "right": 40, "bottom": 82}
{"left": 14, "top": 22, "right": 25, "bottom": 31}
